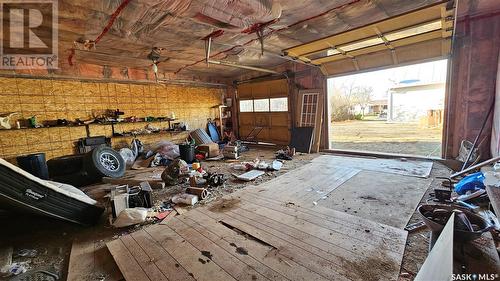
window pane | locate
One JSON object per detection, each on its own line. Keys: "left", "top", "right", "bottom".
{"left": 239, "top": 100, "right": 253, "bottom": 112}
{"left": 270, "top": 97, "right": 288, "bottom": 112}
{"left": 254, "top": 99, "right": 269, "bottom": 112}
{"left": 385, "top": 20, "right": 441, "bottom": 41}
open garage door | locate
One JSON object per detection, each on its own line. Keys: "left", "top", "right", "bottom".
{"left": 283, "top": 1, "right": 455, "bottom": 76}
{"left": 237, "top": 79, "right": 290, "bottom": 145}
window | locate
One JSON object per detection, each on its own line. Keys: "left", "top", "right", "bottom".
{"left": 239, "top": 97, "right": 289, "bottom": 112}
{"left": 239, "top": 100, "right": 253, "bottom": 112}
{"left": 270, "top": 97, "right": 288, "bottom": 112}
{"left": 253, "top": 99, "right": 270, "bottom": 112}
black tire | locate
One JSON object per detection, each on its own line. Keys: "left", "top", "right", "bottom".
{"left": 51, "top": 170, "right": 100, "bottom": 187}
{"left": 83, "top": 145, "right": 125, "bottom": 178}
{"left": 47, "top": 154, "right": 85, "bottom": 177}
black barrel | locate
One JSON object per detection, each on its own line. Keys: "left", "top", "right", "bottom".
{"left": 16, "top": 153, "right": 49, "bottom": 180}
{"left": 179, "top": 144, "right": 195, "bottom": 164}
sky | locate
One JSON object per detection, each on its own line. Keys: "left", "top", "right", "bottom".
{"left": 327, "top": 59, "right": 448, "bottom": 100}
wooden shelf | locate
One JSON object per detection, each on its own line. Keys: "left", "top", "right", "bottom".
{"left": 111, "top": 130, "right": 186, "bottom": 138}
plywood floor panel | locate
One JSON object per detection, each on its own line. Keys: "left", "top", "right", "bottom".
{"left": 108, "top": 158, "right": 408, "bottom": 281}
{"left": 312, "top": 155, "right": 433, "bottom": 178}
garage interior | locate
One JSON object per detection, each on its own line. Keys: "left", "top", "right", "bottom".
{"left": 0, "top": 0, "right": 499, "bottom": 280}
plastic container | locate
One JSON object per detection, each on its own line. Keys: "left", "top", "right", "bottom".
{"left": 179, "top": 144, "right": 195, "bottom": 164}
{"left": 16, "top": 153, "right": 49, "bottom": 180}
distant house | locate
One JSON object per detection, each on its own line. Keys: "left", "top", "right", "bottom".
{"left": 350, "top": 99, "right": 387, "bottom": 116}
{"left": 368, "top": 99, "right": 388, "bottom": 115}
{"left": 388, "top": 82, "right": 445, "bottom": 126}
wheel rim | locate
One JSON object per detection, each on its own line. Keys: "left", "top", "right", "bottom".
{"left": 99, "top": 152, "right": 120, "bottom": 172}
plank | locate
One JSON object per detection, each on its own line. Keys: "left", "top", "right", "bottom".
{"left": 237, "top": 191, "right": 406, "bottom": 245}
{"left": 119, "top": 234, "right": 167, "bottom": 281}
{"left": 415, "top": 214, "right": 454, "bottom": 281}
{"left": 176, "top": 215, "right": 288, "bottom": 281}
{"left": 106, "top": 239, "right": 151, "bottom": 281}
{"left": 244, "top": 162, "right": 360, "bottom": 204}
{"left": 166, "top": 217, "right": 268, "bottom": 281}
{"left": 68, "top": 239, "right": 123, "bottom": 281}
{"left": 201, "top": 207, "right": 354, "bottom": 281}
{"left": 102, "top": 168, "right": 165, "bottom": 189}
{"left": 145, "top": 224, "right": 237, "bottom": 281}
{"left": 312, "top": 155, "right": 433, "bottom": 178}
{"left": 184, "top": 209, "right": 327, "bottom": 281}
{"left": 129, "top": 230, "right": 195, "bottom": 281}
{"left": 226, "top": 200, "right": 402, "bottom": 257}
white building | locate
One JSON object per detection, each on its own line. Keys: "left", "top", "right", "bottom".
{"left": 387, "top": 82, "right": 445, "bottom": 123}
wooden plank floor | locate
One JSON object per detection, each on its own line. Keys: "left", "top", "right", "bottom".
{"left": 107, "top": 161, "right": 408, "bottom": 281}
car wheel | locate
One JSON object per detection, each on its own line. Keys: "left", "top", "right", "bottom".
{"left": 83, "top": 145, "right": 125, "bottom": 178}
{"left": 47, "top": 154, "right": 85, "bottom": 177}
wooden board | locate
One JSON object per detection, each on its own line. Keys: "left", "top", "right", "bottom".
{"left": 414, "top": 214, "right": 454, "bottom": 281}
{"left": 102, "top": 168, "right": 165, "bottom": 189}
{"left": 108, "top": 188, "right": 407, "bottom": 281}
{"left": 312, "top": 155, "right": 433, "bottom": 178}
{"left": 68, "top": 239, "right": 123, "bottom": 281}
{"left": 243, "top": 161, "right": 360, "bottom": 205}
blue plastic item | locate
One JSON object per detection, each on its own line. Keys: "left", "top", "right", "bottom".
{"left": 454, "top": 172, "right": 485, "bottom": 195}
{"left": 207, "top": 122, "right": 220, "bottom": 142}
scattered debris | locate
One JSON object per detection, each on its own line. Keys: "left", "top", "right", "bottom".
{"left": 235, "top": 170, "right": 265, "bottom": 181}
{"left": 171, "top": 193, "right": 199, "bottom": 206}
{"left": 15, "top": 249, "right": 37, "bottom": 258}
{"left": 404, "top": 221, "right": 426, "bottom": 232}
{"left": 112, "top": 208, "right": 148, "bottom": 228}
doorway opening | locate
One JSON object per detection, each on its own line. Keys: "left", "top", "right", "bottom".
{"left": 327, "top": 59, "right": 448, "bottom": 158}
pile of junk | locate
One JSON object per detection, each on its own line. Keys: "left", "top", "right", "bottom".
{"left": 413, "top": 156, "right": 500, "bottom": 245}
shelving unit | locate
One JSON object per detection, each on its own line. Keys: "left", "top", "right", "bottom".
{"left": 213, "top": 101, "right": 233, "bottom": 139}
{"left": 0, "top": 118, "right": 182, "bottom": 139}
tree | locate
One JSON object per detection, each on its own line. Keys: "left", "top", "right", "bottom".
{"left": 330, "top": 80, "right": 373, "bottom": 121}
{"left": 351, "top": 85, "right": 373, "bottom": 117}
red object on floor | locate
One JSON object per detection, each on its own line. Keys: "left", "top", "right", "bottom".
{"left": 155, "top": 210, "right": 171, "bottom": 220}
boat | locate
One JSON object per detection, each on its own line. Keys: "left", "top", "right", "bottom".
{"left": 0, "top": 158, "right": 104, "bottom": 226}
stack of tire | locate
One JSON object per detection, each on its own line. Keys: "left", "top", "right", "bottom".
{"left": 47, "top": 145, "right": 125, "bottom": 187}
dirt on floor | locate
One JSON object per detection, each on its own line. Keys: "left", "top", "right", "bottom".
{"left": 330, "top": 119, "right": 443, "bottom": 157}
{"left": 0, "top": 147, "right": 464, "bottom": 281}
{"left": 0, "top": 146, "right": 317, "bottom": 280}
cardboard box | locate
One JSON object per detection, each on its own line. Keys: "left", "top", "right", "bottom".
{"left": 197, "top": 143, "right": 219, "bottom": 157}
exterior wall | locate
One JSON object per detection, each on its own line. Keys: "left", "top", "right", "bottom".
{"left": 388, "top": 86, "right": 445, "bottom": 122}
{"left": 0, "top": 77, "right": 223, "bottom": 162}
{"left": 444, "top": 11, "right": 500, "bottom": 159}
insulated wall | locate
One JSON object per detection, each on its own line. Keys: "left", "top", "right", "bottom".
{"left": 444, "top": 12, "right": 500, "bottom": 159}
{"left": 0, "top": 77, "right": 223, "bottom": 162}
